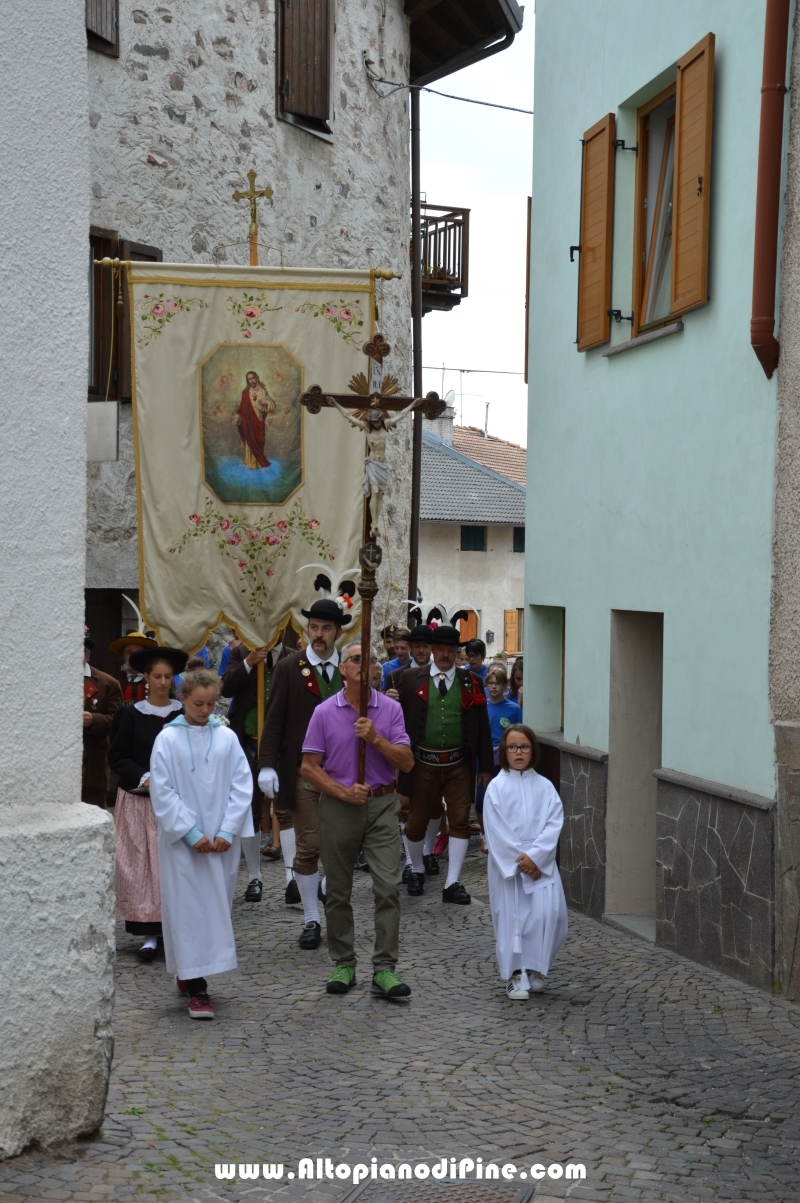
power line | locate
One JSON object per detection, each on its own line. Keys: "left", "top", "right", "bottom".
{"left": 423, "top": 366, "right": 525, "bottom": 376}
{"left": 364, "top": 68, "right": 534, "bottom": 116}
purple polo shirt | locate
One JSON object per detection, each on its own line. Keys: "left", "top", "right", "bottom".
{"left": 302, "top": 688, "right": 410, "bottom": 789}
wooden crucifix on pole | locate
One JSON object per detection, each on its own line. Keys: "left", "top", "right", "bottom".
{"left": 300, "top": 334, "right": 444, "bottom": 783}
{"left": 233, "top": 169, "right": 274, "bottom": 268}
{"left": 232, "top": 169, "right": 274, "bottom": 735}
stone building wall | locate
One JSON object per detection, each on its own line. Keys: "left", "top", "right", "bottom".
{"left": 86, "top": 0, "right": 413, "bottom": 630}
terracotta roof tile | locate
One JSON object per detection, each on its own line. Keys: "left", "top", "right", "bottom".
{"left": 451, "top": 426, "right": 527, "bottom": 486}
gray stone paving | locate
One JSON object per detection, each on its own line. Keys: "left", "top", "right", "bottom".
{"left": 3, "top": 845, "right": 800, "bottom": 1202}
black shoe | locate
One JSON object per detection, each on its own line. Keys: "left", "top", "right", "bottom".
{"left": 402, "top": 864, "right": 413, "bottom": 884}
{"left": 442, "top": 881, "right": 471, "bottom": 904}
{"left": 244, "top": 878, "right": 263, "bottom": 902}
{"left": 423, "top": 853, "right": 440, "bottom": 876}
{"left": 406, "top": 871, "right": 425, "bottom": 896}
{"left": 317, "top": 880, "right": 327, "bottom": 906}
{"left": 299, "top": 920, "right": 322, "bottom": 949}
{"left": 357, "top": 850, "right": 370, "bottom": 872}
{"left": 285, "top": 878, "right": 301, "bottom": 905}
{"left": 137, "top": 943, "right": 157, "bottom": 963}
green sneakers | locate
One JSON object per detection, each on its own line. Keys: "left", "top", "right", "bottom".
{"left": 326, "top": 964, "right": 357, "bottom": 994}
{"left": 371, "top": 969, "right": 411, "bottom": 1000}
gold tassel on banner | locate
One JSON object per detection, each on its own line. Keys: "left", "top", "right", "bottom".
{"left": 93, "top": 256, "right": 127, "bottom": 402}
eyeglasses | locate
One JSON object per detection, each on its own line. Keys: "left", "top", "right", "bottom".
{"left": 506, "top": 744, "right": 532, "bottom": 753}
{"left": 343, "top": 655, "right": 378, "bottom": 665}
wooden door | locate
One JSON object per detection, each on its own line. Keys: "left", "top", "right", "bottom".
{"left": 458, "top": 610, "right": 478, "bottom": 643}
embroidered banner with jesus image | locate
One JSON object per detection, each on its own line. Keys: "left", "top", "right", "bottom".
{"left": 128, "top": 264, "right": 373, "bottom": 650}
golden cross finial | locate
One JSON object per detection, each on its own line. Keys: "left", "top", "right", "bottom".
{"left": 232, "top": 169, "right": 274, "bottom": 265}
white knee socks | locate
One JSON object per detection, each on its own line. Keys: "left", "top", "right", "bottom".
{"left": 241, "top": 834, "right": 262, "bottom": 881}
{"left": 445, "top": 836, "right": 469, "bottom": 888}
{"left": 407, "top": 838, "right": 425, "bottom": 874}
{"left": 296, "top": 871, "right": 320, "bottom": 925}
{"left": 281, "top": 828, "right": 297, "bottom": 884}
{"left": 402, "top": 833, "right": 413, "bottom": 867}
{"left": 423, "top": 817, "right": 440, "bottom": 856}
{"left": 140, "top": 935, "right": 157, "bottom": 950}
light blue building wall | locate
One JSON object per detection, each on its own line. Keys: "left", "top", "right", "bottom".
{"left": 527, "top": 0, "right": 777, "bottom": 800}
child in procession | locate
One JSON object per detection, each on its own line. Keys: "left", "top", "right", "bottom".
{"left": 482, "top": 724, "right": 568, "bottom": 1001}
{"left": 149, "top": 668, "right": 254, "bottom": 1019}
{"left": 485, "top": 665, "right": 522, "bottom": 762}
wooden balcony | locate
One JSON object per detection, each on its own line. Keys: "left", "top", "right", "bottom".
{"left": 416, "top": 203, "right": 470, "bottom": 314}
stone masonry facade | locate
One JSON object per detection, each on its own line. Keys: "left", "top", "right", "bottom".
{"left": 86, "top": 0, "right": 413, "bottom": 626}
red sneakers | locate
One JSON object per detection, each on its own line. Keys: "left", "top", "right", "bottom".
{"left": 176, "top": 977, "right": 189, "bottom": 995}
{"left": 188, "top": 991, "right": 214, "bottom": 1019}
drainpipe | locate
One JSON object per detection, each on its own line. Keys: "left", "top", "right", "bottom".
{"left": 751, "top": 0, "right": 791, "bottom": 379}
{"left": 408, "top": 85, "right": 423, "bottom": 607}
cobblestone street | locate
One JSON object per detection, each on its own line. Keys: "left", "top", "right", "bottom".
{"left": 3, "top": 845, "right": 800, "bottom": 1203}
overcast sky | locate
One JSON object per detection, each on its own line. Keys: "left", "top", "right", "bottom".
{"left": 418, "top": 13, "right": 535, "bottom": 448}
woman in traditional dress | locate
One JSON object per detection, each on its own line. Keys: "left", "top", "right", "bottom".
{"left": 483, "top": 724, "right": 568, "bottom": 1001}
{"left": 108, "top": 647, "right": 188, "bottom": 962}
{"left": 149, "top": 668, "right": 253, "bottom": 1019}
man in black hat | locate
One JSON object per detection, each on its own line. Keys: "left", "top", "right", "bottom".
{"left": 396, "top": 625, "right": 493, "bottom": 904}
{"left": 257, "top": 599, "right": 349, "bottom": 948}
{"left": 384, "top": 624, "right": 433, "bottom": 694}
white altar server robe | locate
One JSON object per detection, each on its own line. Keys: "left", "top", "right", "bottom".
{"left": 149, "top": 716, "right": 254, "bottom": 979}
{"left": 483, "top": 768, "right": 568, "bottom": 979}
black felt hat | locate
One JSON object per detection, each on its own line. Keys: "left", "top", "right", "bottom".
{"left": 430, "top": 625, "right": 463, "bottom": 647}
{"left": 300, "top": 598, "right": 352, "bottom": 626}
{"left": 129, "top": 646, "right": 189, "bottom": 674}
{"left": 409, "top": 624, "right": 434, "bottom": 642}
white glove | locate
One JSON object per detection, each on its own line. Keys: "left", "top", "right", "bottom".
{"left": 258, "top": 767, "right": 279, "bottom": 799}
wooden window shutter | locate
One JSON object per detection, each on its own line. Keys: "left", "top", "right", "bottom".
{"left": 577, "top": 114, "right": 615, "bottom": 351}
{"left": 280, "top": 0, "right": 332, "bottom": 128}
{"left": 119, "top": 241, "right": 162, "bottom": 401}
{"left": 504, "top": 610, "right": 518, "bottom": 654}
{"left": 671, "top": 33, "right": 715, "bottom": 315}
{"left": 86, "top": 0, "right": 118, "bottom": 54}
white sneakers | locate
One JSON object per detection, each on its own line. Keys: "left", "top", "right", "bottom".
{"left": 506, "top": 971, "right": 546, "bottom": 1000}
{"left": 506, "top": 976, "right": 530, "bottom": 1000}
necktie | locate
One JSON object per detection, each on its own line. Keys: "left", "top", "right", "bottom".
{"left": 321, "top": 663, "right": 331, "bottom": 683}
{"left": 438, "top": 673, "right": 448, "bottom": 697}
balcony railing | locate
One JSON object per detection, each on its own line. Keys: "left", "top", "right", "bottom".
{"left": 414, "top": 203, "right": 470, "bottom": 314}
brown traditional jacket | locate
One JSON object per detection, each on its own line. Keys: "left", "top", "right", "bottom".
{"left": 395, "top": 664, "right": 493, "bottom": 795}
{"left": 83, "top": 666, "right": 123, "bottom": 793}
{"left": 221, "top": 643, "right": 285, "bottom": 745}
{"left": 257, "top": 649, "right": 336, "bottom": 810}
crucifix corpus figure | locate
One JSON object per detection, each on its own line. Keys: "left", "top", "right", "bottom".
{"left": 300, "top": 333, "right": 444, "bottom": 783}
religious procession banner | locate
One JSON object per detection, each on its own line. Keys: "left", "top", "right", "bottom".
{"left": 128, "top": 264, "right": 373, "bottom": 651}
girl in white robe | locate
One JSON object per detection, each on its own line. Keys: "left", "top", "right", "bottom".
{"left": 483, "top": 724, "right": 568, "bottom": 1000}
{"left": 149, "top": 669, "right": 253, "bottom": 1018}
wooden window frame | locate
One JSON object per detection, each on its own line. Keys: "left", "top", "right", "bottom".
{"left": 631, "top": 34, "right": 715, "bottom": 335}
{"left": 632, "top": 83, "right": 677, "bottom": 337}
{"left": 86, "top": 0, "right": 119, "bottom": 57}
{"left": 576, "top": 114, "right": 616, "bottom": 352}
{"left": 276, "top": 0, "right": 335, "bottom": 142}
{"left": 119, "top": 240, "right": 163, "bottom": 401}
{"left": 89, "top": 228, "right": 119, "bottom": 400}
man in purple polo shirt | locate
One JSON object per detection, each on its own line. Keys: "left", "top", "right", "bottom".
{"left": 301, "top": 641, "right": 414, "bottom": 1000}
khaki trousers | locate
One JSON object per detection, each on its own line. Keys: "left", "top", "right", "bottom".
{"left": 405, "top": 760, "right": 473, "bottom": 841}
{"left": 318, "top": 790, "right": 401, "bottom": 971}
{"left": 293, "top": 776, "right": 323, "bottom": 876}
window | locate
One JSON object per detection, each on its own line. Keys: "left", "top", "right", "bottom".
{"left": 89, "top": 229, "right": 119, "bottom": 399}
{"left": 119, "top": 240, "right": 163, "bottom": 400}
{"left": 86, "top": 0, "right": 119, "bottom": 56}
{"left": 513, "top": 526, "right": 525, "bottom": 553}
{"left": 574, "top": 33, "right": 715, "bottom": 348}
{"left": 504, "top": 609, "right": 524, "bottom": 654}
{"left": 277, "top": 0, "right": 334, "bottom": 140}
{"left": 632, "top": 35, "right": 715, "bottom": 334}
{"left": 460, "top": 525, "right": 486, "bottom": 552}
